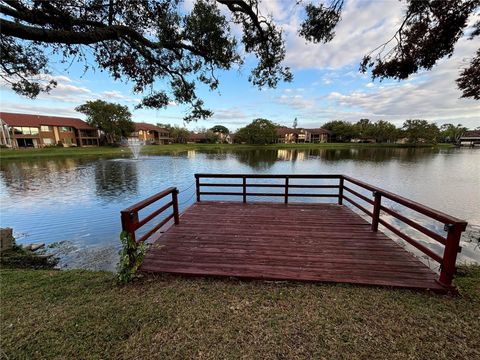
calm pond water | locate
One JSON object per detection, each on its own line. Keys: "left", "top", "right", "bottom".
{"left": 1, "top": 147, "right": 479, "bottom": 271}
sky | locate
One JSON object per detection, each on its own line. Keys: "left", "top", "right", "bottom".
{"left": 1, "top": 0, "right": 479, "bottom": 132}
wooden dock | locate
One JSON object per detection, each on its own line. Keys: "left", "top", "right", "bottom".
{"left": 121, "top": 174, "right": 468, "bottom": 293}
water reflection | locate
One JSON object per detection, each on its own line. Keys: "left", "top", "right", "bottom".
{"left": 234, "top": 149, "right": 278, "bottom": 169}
{"left": 230, "top": 147, "right": 442, "bottom": 169}
{"left": 283, "top": 147, "right": 441, "bottom": 163}
{"left": 0, "top": 158, "right": 95, "bottom": 195}
{"left": 94, "top": 159, "right": 139, "bottom": 199}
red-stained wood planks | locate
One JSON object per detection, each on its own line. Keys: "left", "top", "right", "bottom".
{"left": 140, "top": 201, "right": 447, "bottom": 292}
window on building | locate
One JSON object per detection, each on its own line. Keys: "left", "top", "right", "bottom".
{"left": 13, "top": 126, "right": 39, "bottom": 135}
{"left": 40, "top": 125, "right": 53, "bottom": 132}
{"left": 60, "top": 126, "right": 73, "bottom": 132}
{"left": 43, "top": 138, "right": 54, "bottom": 145}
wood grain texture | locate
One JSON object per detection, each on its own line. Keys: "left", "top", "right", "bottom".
{"left": 141, "top": 201, "right": 446, "bottom": 292}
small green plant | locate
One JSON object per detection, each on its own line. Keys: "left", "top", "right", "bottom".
{"left": 117, "top": 231, "right": 146, "bottom": 284}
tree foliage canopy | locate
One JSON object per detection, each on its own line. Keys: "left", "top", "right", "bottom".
{"left": 210, "top": 125, "right": 229, "bottom": 134}
{"left": 1, "top": 0, "right": 478, "bottom": 121}
{"left": 235, "top": 118, "right": 277, "bottom": 144}
{"left": 439, "top": 123, "right": 467, "bottom": 143}
{"left": 401, "top": 119, "right": 440, "bottom": 144}
{"left": 322, "top": 120, "right": 356, "bottom": 142}
{"left": 75, "top": 100, "right": 134, "bottom": 143}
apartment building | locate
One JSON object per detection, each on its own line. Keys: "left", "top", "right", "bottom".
{"left": 0, "top": 112, "right": 99, "bottom": 148}
{"left": 276, "top": 127, "right": 331, "bottom": 143}
{"left": 130, "top": 122, "right": 170, "bottom": 144}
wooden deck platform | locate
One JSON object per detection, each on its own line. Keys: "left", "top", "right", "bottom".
{"left": 141, "top": 201, "right": 446, "bottom": 292}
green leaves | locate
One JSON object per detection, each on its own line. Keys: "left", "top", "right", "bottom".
{"left": 75, "top": 100, "right": 134, "bottom": 144}
{"left": 235, "top": 118, "right": 277, "bottom": 144}
{"left": 117, "top": 231, "right": 146, "bottom": 284}
{"left": 401, "top": 119, "right": 440, "bottom": 144}
{"left": 299, "top": 2, "right": 343, "bottom": 44}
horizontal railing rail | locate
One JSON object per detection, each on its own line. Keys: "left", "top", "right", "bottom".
{"left": 195, "top": 173, "right": 342, "bottom": 204}
{"left": 195, "top": 173, "right": 468, "bottom": 287}
{"left": 121, "top": 187, "right": 179, "bottom": 244}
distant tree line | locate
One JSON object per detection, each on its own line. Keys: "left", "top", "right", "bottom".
{"left": 322, "top": 119, "right": 468, "bottom": 144}
{"left": 231, "top": 118, "right": 469, "bottom": 145}
{"left": 74, "top": 100, "right": 470, "bottom": 146}
{"left": 159, "top": 118, "right": 469, "bottom": 145}
{"left": 157, "top": 124, "right": 230, "bottom": 144}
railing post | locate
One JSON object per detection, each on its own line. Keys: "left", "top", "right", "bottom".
{"left": 172, "top": 188, "right": 180, "bottom": 225}
{"left": 284, "top": 176, "right": 289, "bottom": 204}
{"left": 121, "top": 210, "right": 138, "bottom": 242}
{"left": 242, "top": 176, "right": 247, "bottom": 203}
{"left": 371, "top": 191, "right": 381, "bottom": 231}
{"left": 338, "top": 176, "right": 344, "bottom": 205}
{"left": 195, "top": 174, "right": 200, "bottom": 202}
{"left": 439, "top": 223, "right": 465, "bottom": 286}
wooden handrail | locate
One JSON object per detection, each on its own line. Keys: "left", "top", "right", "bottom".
{"left": 342, "top": 175, "right": 467, "bottom": 226}
{"left": 341, "top": 175, "right": 467, "bottom": 287}
{"left": 195, "top": 174, "right": 342, "bottom": 204}
{"left": 195, "top": 173, "right": 343, "bottom": 179}
{"left": 122, "top": 187, "right": 177, "bottom": 213}
{"left": 120, "top": 187, "right": 179, "bottom": 244}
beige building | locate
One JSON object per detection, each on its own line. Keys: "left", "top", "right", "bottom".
{"left": 276, "top": 127, "right": 331, "bottom": 143}
{"left": 130, "top": 123, "right": 170, "bottom": 144}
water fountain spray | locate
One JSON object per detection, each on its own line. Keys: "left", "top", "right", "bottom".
{"left": 127, "top": 139, "right": 144, "bottom": 159}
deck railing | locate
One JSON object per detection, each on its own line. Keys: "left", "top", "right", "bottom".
{"left": 120, "top": 187, "right": 179, "bottom": 244}
{"left": 195, "top": 173, "right": 342, "bottom": 204}
{"left": 195, "top": 173, "right": 468, "bottom": 287}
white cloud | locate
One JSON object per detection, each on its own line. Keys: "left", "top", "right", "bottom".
{"left": 322, "top": 37, "right": 480, "bottom": 127}
{"left": 283, "top": 0, "right": 405, "bottom": 70}
{"left": 276, "top": 94, "right": 315, "bottom": 109}
{"left": 1, "top": 74, "right": 145, "bottom": 106}
{"left": 211, "top": 108, "right": 248, "bottom": 120}
{"left": 100, "top": 90, "right": 141, "bottom": 104}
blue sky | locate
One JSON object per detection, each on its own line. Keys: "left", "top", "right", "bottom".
{"left": 1, "top": 0, "right": 479, "bottom": 131}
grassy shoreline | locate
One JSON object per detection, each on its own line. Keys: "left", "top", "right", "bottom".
{"left": 1, "top": 267, "right": 479, "bottom": 359}
{"left": 0, "top": 142, "right": 455, "bottom": 160}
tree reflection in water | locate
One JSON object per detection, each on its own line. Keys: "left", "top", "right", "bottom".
{"left": 94, "top": 159, "right": 139, "bottom": 199}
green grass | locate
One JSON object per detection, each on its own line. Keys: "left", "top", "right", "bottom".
{"left": 0, "top": 142, "right": 454, "bottom": 160}
{"left": 1, "top": 266, "right": 479, "bottom": 359}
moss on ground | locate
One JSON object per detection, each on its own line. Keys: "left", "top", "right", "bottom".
{"left": 1, "top": 266, "right": 479, "bottom": 359}
{"left": 0, "top": 246, "right": 58, "bottom": 269}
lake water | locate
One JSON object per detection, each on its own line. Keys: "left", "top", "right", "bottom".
{"left": 1, "top": 147, "right": 479, "bottom": 271}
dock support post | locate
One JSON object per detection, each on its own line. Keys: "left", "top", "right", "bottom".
{"left": 195, "top": 175, "right": 200, "bottom": 202}
{"left": 172, "top": 189, "right": 180, "bottom": 225}
{"left": 338, "top": 177, "right": 344, "bottom": 205}
{"left": 285, "top": 177, "right": 289, "bottom": 204}
{"left": 371, "top": 191, "right": 381, "bottom": 231}
{"left": 242, "top": 176, "right": 247, "bottom": 203}
{"left": 439, "top": 223, "right": 465, "bottom": 286}
{"left": 121, "top": 210, "right": 138, "bottom": 242}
